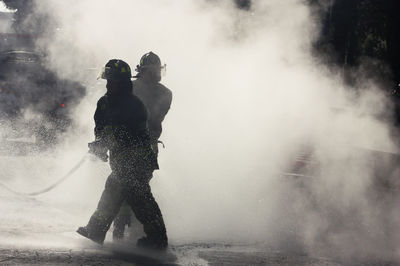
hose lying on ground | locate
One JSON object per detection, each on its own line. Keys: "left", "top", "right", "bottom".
{"left": 0, "top": 154, "right": 88, "bottom": 196}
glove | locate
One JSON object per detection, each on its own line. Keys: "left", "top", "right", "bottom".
{"left": 88, "top": 140, "right": 108, "bottom": 162}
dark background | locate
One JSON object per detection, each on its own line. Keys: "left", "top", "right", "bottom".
{"left": 316, "top": 0, "right": 400, "bottom": 88}
{"left": 4, "top": 0, "right": 399, "bottom": 85}
{"left": 238, "top": 0, "right": 400, "bottom": 88}
{"left": 2, "top": 0, "right": 400, "bottom": 120}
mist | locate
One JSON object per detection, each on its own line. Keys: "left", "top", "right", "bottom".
{"left": 1, "top": 0, "right": 399, "bottom": 261}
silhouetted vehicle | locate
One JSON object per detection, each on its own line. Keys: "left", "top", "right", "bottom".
{"left": 0, "top": 50, "right": 85, "bottom": 150}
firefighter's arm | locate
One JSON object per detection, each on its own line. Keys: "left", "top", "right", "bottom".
{"left": 158, "top": 87, "right": 173, "bottom": 123}
{"left": 94, "top": 98, "right": 107, "bottom": 141}
{"left": 89, "top": 98, "right": 108, "bottom": 162}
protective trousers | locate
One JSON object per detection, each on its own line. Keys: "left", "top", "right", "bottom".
{"left": 113, "top": 141, "right": 159, "bottom": 239}
{"left": 113, "top": 202, "right": 132, "bottom": 239}
{"left": 84, "top": 169, "right": 167, "bottom": 245}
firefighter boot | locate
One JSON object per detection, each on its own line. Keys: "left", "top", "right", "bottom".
{"left": 76, "top": 226, "right": 105, "bottom": 245}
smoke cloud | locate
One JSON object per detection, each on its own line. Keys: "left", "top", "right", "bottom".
{"left": 1, "top": 0, "right": 399, "bottom": 262}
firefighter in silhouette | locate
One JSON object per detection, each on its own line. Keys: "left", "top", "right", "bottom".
{"left": 77, "top": 59, "right": 168, "bottom": 249}
{"left": 112, "top": 52, "right": 172, "bottom": 240}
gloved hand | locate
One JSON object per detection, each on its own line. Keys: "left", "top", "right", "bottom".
{"left": 88, "top": 140, "right": 108, "bottom": 162}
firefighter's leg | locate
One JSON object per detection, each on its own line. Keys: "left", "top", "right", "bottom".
{"left": 122, "top": 169, "right": 152, "bottom": 240}
{"left": 112, "top": 201, "right": 132, "bottom": 240}
{"left": 77, "top": 173, "right": 125, "bottom": 244}
{"left": 126, "top": 180, "right": 168, "bottom": 249}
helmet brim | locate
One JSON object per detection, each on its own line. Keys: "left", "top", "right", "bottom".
{"left": 97, "top": 66, "right": 132, "bottom": 80}
{"left": 135, "top": 64, "right": 166, "bottom": 77}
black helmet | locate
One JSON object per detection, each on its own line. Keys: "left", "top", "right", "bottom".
{"left": 99, "top": 59, "right": 132, "bottom": 80}
{"left": 135, "top": 52, "right": 166, "bottom": 74}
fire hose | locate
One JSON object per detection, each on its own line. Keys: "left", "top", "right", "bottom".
{"left": 0, "top": 153, "right": 88, "bottom": 196}
{"left": 0, "top": 141, "right": 164, "bottom": 197}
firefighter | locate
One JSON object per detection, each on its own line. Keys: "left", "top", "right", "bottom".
{"left": 112, "top": 52, "right": 172, "bottom": 240}
{"left": 77, "top": 59, "right": 168, "bottom": 249}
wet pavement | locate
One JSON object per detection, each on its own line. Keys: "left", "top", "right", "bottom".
{"left": 1, "top": 155, "right": 399, "bottom": 265}
{"left": 1, "top": 243, "right": 399, "bottom": 265}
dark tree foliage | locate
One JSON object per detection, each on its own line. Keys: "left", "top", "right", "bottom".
{"left": 317, "top": 0, "right": 400, "bottom": 85}
{"left": 311, "top": 0, "right": 400, "bottom": 125}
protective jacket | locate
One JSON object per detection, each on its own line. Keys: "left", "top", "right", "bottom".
{"left": 94, "top": 88, "right": 158, "bottom": 171}
{"left": 132, "top": 79, "right": 172, "bottom": 146}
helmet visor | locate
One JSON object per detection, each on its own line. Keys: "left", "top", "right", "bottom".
{"left": 160, "top": 64, "right": 167, "bottom": 77}
{"left": 97, "top": 66, "right": 132, "bottom": 80}
{"left": 137, "top": 64, "right": 166, "bottom": 77}
{"left": 98, "top": 66, "right": 113, "bottom": 80}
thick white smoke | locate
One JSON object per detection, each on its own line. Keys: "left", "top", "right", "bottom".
{"left": 1, "top": 0, "right": 399, "bottom": 261}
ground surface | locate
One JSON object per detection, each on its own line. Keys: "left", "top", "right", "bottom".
{"left": 0, "top": 153, "right": 399, "bottom": 265}
{"left": 1, "top": 244, "right": 399, "bottom": 265}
